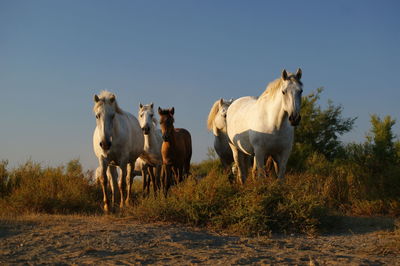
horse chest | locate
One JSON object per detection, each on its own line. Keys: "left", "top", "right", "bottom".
{"left": 250, "top": 127, "right": 293, "bottom": 150}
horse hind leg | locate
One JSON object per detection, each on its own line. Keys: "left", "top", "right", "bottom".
{"left": 229, "top": 143, "right": 248, "bottom": 185}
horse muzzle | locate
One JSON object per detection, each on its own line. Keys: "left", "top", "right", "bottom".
{"left": 289, "top": 114, "right": 301, "bottom": 126}
{"left": 142, "top": 126, "right": 150, "bottom": 135}
{"left": 162, "top": 135, "right": 169, "bottom": 142}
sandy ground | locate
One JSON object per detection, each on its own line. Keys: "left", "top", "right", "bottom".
{"left": 0, "top": 214, "right": 399, "bottom": 265}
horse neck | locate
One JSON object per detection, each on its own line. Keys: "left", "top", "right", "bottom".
{"left": 143, "top": 126, "right": 160, "bottom": 152}
{"left": 215, "top": 127, "right": 229, "bottom": 140}
{"left": 258, "top": 94, "right": 288, "bottom": 131}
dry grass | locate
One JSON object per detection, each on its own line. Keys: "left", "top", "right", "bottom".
{"left": 0, "top": 159, "right": 399, "bottom": 236}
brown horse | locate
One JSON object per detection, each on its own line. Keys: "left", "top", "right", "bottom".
{"left": 158, "top": 107, "right": 192, "bottom": 195}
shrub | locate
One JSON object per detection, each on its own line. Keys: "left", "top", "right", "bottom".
{"left": 133, "top": 170, "right": 328, "bottom": 235}
{"left": 0, "top": 160, "right": 101, "bottom": 215}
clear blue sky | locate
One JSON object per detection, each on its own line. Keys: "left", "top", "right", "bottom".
{"left": 1, "top": 0, "right": 399, "bottom": 170}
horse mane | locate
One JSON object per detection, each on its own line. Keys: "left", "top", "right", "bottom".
{"left": 93, "top": 90, "right": 123, "bottom": 114}
{"left": 207, "top": 99, "right": 221, "bottom": 131}
{"left": 259, "top": 72, "right": 303, "bottom": 100}
{"left": 259, "top": 78, "right": 283, "bottom": 99}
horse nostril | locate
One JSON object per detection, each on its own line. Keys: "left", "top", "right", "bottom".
{"left": 100, "top": 141, "right": 112, "bottom": 150}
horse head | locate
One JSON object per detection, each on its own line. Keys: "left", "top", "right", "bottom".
{"left": 214, "top": 99, "right": 232, "bottom": 132}
{"left": 158, "top": 107, "right": 175, "bottom": 142}
{"left": 139, "top": 103, "right": 156, "bottom": 135}
{"left": 280, "top": 68, "right": 303, "bottom": 126}
{"left": 93, "top": 91, "right": 121, "bottom": 151}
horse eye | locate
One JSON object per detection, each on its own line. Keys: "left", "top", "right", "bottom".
{"left": 282, "top": 91, "right": 286, "bottom": 95}
{"left": 96, "top": 114, "right": 100, "bottom": 119}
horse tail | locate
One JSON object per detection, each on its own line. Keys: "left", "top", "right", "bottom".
{"left": 207, "top": 99, "right": 221, "bottom": 131}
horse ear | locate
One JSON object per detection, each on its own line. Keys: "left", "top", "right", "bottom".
{"left": 150, "top": 102, "right": 154, "bottom": 109}
{"left": 281, "top": 69, "right": 288, "bottom": 81}
{"left": 110, "top": 94, "right": 116, "bottom": 103}
{"left": 219, "top": 98, "right": 223, "bottom": 108}
{"left": 94, "top": 94, "right": 100, "bottom": 103}
{"left": 295, "top": 68, "right": 302, "bottom": 80}
{"left": 139, "top": 103, "right": 143, "bottom": 109}
{"left": 170, "top": 107, "right": 175, "bottom": 115}
{"left": 158, "top": 107, "right": 162, "bottom": 115}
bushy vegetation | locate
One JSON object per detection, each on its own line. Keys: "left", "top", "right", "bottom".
{"left": 133, "top": 169, "right": 328, "bottom": 235}
{"left": 288, "top": 89, "right": 400, "bottom": 216}
{"left": 0, "top": 89, "right": 398, "bottom": 235}
{"left": 0, "top": 159, "right": 101, "bottom": 215}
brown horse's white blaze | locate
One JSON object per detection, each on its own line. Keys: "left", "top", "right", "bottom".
{"left": 158, "top": 107, "right": 192, "bottom": 195}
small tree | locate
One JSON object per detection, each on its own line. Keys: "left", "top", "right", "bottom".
{"left": 345, "top": 114, "right": 400, "bottom": 202}
{"left": 289, "top": 88, "right": 356, "bottom": 171}
{"left": 367, "top": 115, "right": 397, "bottom": 163}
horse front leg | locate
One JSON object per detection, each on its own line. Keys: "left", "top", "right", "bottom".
{"left": 252, "top": 148, "right": 267, "bottom": 180}
{"left": 107, "top": 166, "right": 118, "bottom": 209}
{"left": 148, "top": 166, "right": 158, "bottom": 196}
{"left": 125, "top": 163, "right": 135, "bottom": 206}
{"left": 98, "top": 159, "right": 110, "bottom": 213}
{"left": 154, "top": 165, "right": 161, "bottom": 193}
{"left": 273, "top": 150, "right": 290, "bottom": 180}
{"left": 118, "top": 163, "right": 128, "bottom": 209}
{"left": 162, "top": 164, "right": 172, "bottom": 197}
{"left": 161, "top": 164, "right": 167, "bottom": 197}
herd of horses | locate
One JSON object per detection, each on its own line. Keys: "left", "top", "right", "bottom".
{"left": 93, "top": 68, "right": 303, "bottom": 212}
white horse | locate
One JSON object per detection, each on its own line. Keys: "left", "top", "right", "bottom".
{"left": 226, "top": 69, "right": 303, "bottom": 184}
{"left": 93, "top": 91, "right": 144, "bottom": 212}
{"left": 137, "top": 103, "right": 163, "bottom": 196}
{"left": 207, "top": 98, "right": 234, "bottom": 169}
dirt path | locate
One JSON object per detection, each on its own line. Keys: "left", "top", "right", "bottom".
{"left": 0, "top": 215, "right": 399, "bottom": 265}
